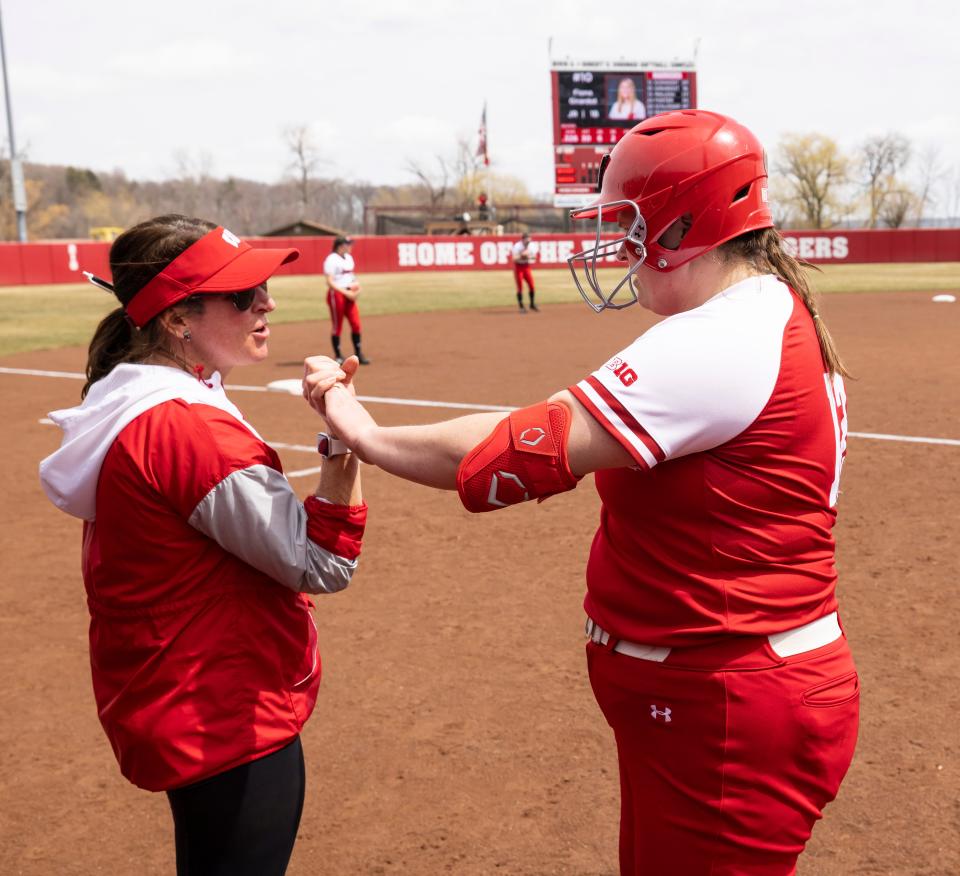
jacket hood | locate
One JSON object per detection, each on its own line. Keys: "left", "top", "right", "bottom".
{"left": 39, "top": 364, "right": 255, "bottom": 521}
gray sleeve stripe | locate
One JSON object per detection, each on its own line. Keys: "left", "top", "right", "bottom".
{"left": 188, "top": 464, "right": 358, "bottom": 595}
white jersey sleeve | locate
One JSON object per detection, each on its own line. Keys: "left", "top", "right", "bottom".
{"left": 569, "top": 275, "right": 795, "bottom": 469}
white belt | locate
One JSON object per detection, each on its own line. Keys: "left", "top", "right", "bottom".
{"left": 585, "top": 611, "right": 842, "bottom": 662}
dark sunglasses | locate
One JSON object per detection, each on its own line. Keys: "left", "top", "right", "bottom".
{"left": 225, "top": 288, "right": 258, "bottom": 311}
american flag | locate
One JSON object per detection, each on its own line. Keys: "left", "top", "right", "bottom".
{"left": 477, "top": 102, "right": 489, "bottom": 167}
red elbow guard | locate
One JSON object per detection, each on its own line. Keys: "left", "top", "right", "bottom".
{"left": 456, "top": 401, "right": 580, "bottom": 513}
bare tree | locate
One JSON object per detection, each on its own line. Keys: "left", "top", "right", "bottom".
{"left": 860, "top": 134, "right": 910, "bottom": 228}
{"left": 773, "top": 133, "right": 851, "bottom": 229}
{"left": 404, "top": 154, "right": 452, "bottom": 210}
{"left": 163, "top": 149, "right": 217, "bottom": 219}
{"left": 0, "top": 146, "right": 511, "bottom": 240}
{"left": 879, "top": 188, "right": 916, "bottom": 228}
{"left": 284, "top": 125, "right": 322, "bottom": 219}
{"left": 767, "top": 177, "right": 799, "bottom": 228}
{"left": 942, "top": 164, "right": 960, "bottom": 223}
{"left": 912, "top": 145, "right": 945, "bottom": 223}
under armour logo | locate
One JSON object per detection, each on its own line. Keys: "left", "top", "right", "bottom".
{"left": 650, "top": 704, "right": 671, "bottom": 722}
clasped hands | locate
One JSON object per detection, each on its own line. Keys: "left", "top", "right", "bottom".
{"left": 302, "top": 355, "right": 374, "bottom": 454}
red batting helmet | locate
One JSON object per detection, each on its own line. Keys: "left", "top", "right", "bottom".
{"left": 567, "top": 109, "right": 773, "bottom": 312}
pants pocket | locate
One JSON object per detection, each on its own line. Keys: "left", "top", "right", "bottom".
{"left": 801, "top": 671, "right": 860, "bottom": 707}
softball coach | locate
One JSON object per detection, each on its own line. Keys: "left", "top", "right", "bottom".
{"left": 40, "top": 214, "right": 366, "bottom": 876}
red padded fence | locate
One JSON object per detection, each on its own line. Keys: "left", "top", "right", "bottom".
{"left": 0, "top": 228, "right": 958, "bottom": 286}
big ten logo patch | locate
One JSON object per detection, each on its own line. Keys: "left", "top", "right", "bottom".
{"left": 605, "top": 357, "right": 637, "bottom": 386}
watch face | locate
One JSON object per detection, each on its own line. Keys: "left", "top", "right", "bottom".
{"left": 317, "top": 435, "right": 330, "bottom": 456}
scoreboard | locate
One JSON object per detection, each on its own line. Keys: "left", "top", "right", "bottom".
{"left": 551, "top": 60, "right": 697, "bottom": 208}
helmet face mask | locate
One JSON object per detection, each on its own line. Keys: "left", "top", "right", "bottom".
{"left": 567, "top": 199, "right": 647, "bottom": 313}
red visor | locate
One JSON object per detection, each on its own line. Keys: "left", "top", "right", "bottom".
{"left": 125, "top": 226, "right": 299, "bottom": 327}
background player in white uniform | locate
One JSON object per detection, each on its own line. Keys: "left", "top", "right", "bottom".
{"left": 303, "top": 111, "right": 858, "bottom": 875}
{"left": 324, "top": 236, "right": 370, "bottom": 365}
{"left": 511, "top": 232, "right": 538, "bottom": 312}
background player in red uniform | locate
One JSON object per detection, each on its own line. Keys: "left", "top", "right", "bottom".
{"left": 41, "top": 215, "right": 366, "bottom": 876}
{"left": 324, "top": 235, "right": 371, "bottom": 365}
{"left": 305, "top": 111, "right": 858, "bottom": 875}
{"left": 511, "top": 232, "right": 538, "bottom": 312}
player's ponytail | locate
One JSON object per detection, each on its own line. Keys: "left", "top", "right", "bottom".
{"left": 717, "top": 228, "right": 849, "bottom": 378}
{"left": 82, "top": 214, "right": 215, "bottom": 398}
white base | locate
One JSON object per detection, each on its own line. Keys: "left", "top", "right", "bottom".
{"left": 265, "top": 378, "right": 303, "bottom": 395}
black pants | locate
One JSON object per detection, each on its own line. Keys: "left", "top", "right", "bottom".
{"left": 166, "top": 737, "right": 305, "bottom": 876}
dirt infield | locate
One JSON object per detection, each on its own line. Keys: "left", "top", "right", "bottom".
{"left": 1, "top": 291, "right": 958, "bottom": 875}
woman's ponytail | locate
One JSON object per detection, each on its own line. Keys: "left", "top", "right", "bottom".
{"left": 718, "top": 228, "right": 849, "bottom": 378}
{"left": 82, "top": 308, "right": 134, "bottom": 398}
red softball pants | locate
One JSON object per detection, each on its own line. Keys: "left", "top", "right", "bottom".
{"left": 587, "top": 632, "right": 859, "bottom": 875}
{"left": 513, "top": 263, "right": 535, "bottom": 293}
{"left": 327, "top": 288, "right": 362, "bottom": 336}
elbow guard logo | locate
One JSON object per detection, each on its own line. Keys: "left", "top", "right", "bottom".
{"left": 487, "top": 471, "right": 528, "bottom": 507}
{"left": 457, "top": 402, "right": 579, "bottom": 513}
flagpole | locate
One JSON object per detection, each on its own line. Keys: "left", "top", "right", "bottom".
{"left": 0, "top": 2, "right": 27, "bottom": 242}
{"left": 485, "top": 102, "right": 493, "bottom": 221}
{"left": 476, "top": 101, "right": 494, "bottom": 228}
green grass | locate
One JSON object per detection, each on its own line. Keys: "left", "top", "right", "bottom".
{"left": 1, "top": 263, "right": 958, "bottom": 357}
{"left": 806, "top": 262, "right": 960, "bottom": 294}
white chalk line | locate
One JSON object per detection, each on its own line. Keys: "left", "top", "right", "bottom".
{"left": 1, "top": 366, "right": 84, "bottom": 380}
{"left": 11, "top": 365, "right": 958, "bottom": 451}
{"left": 3, "top": 366, "right": 510, "bottom": 412}
{"left": 284, "top": 466, "right": 324, "bottom": 479}
{"left": 270, "top": 441, "right": 317, "bottom": 454}
{"left": 847, "top": 431, "right": 960, "bottom": 447}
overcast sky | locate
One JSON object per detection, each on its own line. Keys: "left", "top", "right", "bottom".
{"left": 4, "top": 0, "right": 958, "bottom": 196}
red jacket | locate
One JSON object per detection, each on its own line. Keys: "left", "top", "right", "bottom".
{"left": 41, "top": 365, "right": 365, "bottom": 790}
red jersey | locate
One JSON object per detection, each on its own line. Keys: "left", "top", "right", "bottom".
{"left": 569, "top": 275, "right": 848, "bottom": 646}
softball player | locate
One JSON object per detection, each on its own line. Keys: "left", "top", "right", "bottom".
{"left": 41, "top": 215, "right": 366, "bottom": 876}
{"left": 307, "top": 110, "right": 858, "bottom": 875}
{"left": 511, "top": 232, "right": 538, "bottom": 311}
{"left": 324, "top": 235, "right": 370, "bottom": 364}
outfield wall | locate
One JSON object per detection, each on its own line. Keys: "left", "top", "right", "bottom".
{"left": 1, "top": 228, "right": 958, "bottom": 286}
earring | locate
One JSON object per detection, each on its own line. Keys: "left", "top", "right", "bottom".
{"left": 183, "top": 330, "right": 192, "bottom": 341}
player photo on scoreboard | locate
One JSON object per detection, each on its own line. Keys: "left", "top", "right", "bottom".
{"left": 606, "top": 75, "right": 646, "bottom": 122}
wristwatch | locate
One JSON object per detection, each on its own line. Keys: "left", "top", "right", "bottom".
{"left": 317, "top": 432, "right": 351, "bottom": 458}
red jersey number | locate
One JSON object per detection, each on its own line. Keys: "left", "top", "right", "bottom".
{"left": 824, "top": 373, "right": 848, "bottom": 507}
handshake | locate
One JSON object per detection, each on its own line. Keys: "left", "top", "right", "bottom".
{"left": 301, "top": 355, "right": 372, "bottom": 456}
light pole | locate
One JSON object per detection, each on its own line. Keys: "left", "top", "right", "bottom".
{"left": 0, "top": 2, "right": 26, "bottom": 241}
